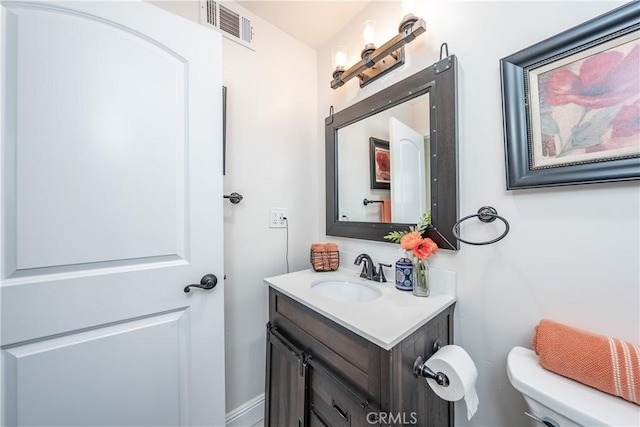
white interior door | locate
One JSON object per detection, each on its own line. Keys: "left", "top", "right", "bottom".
{"left": 1, "top": 1, "right": 225, "bottom": 425}
{"left": 389, "top": 117, "right": 427, "bottom": 223}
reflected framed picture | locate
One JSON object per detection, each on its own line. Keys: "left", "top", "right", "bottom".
{"left": 369, "top": 137, "right": 390, "bottom": 189}
{"left": 501, "top": 2, "right": 640, "bottom": 189}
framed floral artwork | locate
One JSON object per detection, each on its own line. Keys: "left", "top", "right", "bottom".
{"left": 369, "top": 137, "right": 390, "bottom": 189}
{"left": 501, "top": 2, "right": 639, "bottom": 189}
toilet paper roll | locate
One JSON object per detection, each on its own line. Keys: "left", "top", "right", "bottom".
{"left": 424, "top": 345, "right": 479, "bottom": 420}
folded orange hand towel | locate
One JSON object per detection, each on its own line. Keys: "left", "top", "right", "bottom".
{"left": 310, "top": 243, "right": 326, "bottom": 270}
{"left": 324, "top": 243, "right": 338, "bottom": 251}
{"left": 532, "top": 319, "right": 640, "bottom": 405}
{"left": 311, "top": 243, "right": 327, "bottom": 252}
{"left": 310, "top": 243, "right": 339, "bottom": 271}
{"left": 324, "top": 243, "right": 339, "bottom": 269}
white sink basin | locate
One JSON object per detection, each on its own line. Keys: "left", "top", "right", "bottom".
{"left": 311, "top": 278, "right": 382, "bottom": 302}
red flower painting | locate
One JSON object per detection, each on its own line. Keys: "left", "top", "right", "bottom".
{"left": 611, "top": 100, "right": 640, "bottom": 138}
{"left": 586, "top": 100, "right": 640, "bottom": 153}
{"left": 375, "top": 148, "right": 390, "bottom": 182}
{"left": 534, "top": 40, "right": 640, "bottom": 167}
{"left": 545, "top": 45, "right": 639, "bottom": 109}
{"left": 376, "top": 150, "right": 390, "bottom": 173}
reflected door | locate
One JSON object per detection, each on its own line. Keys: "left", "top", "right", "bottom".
{"left": 389, "top": 117, "right": 427, "bottom": 223}
{"left": 1, "top": 1, "right": 225, "bottom": 425}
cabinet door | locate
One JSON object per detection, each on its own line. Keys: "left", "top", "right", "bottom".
{"left": 265, "top": 324, "right": 308, "bottom": 427}
{"left": 390, "top": 305, "right": 455, "bottom": 427}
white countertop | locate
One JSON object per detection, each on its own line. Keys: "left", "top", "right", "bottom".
{"left": 264, "top": 268, "right": 457, "bottom": 350}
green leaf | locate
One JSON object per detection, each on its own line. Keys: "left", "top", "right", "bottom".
{"left": 412, "top": 211, "right": 432, "bottom": 234}
{"left": 385, "top": 211, "right": 432, "bottom": 242}
{"left": 384, "top": 231, "right": 408, "bottom": 243}
{"left": 540, "top": 114, "right": 560, "bottom": 135}
{"left": 568, "top": 106, "right": 621, "bottom": 150}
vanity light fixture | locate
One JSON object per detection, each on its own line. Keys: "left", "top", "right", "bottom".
{"left": 332, "top": 45, "right": 348, "bottom": 78}
{"left": 330, "top": 8, "right": 426, "bottom": 89}
{"left": 361, "top": 20, "right": 377, "bottom": 59}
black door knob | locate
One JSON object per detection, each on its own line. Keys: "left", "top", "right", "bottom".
{"left": 184, "top": 274, "right": 218, "bottom": 293}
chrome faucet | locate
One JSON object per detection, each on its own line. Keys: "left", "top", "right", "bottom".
{"left": 354, "top": 254, "right": 391, "bottom": 282}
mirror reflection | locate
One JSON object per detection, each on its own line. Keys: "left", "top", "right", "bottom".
{"left": 326, "top": 56, "right": 458, "bottom": 249}
{"left": 337, "top": 93, "right": 430, "bottom": 224}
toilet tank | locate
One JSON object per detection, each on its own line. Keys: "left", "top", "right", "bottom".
{"left": 507, "top": 346, "right": 640, "bottom": 426}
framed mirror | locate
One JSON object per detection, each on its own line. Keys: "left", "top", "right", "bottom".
{"left": 326, "top": 55, "right": 459, "bottom": 250}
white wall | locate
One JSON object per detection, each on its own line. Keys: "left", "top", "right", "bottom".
{"left": 318, "top": 2, "right": 639, "bottom": 427}
{"left": 150, "top": 1, "right": 319, "bottom": 420}
{"left": 220, "top": 5, "right": 318, "bottom": 415}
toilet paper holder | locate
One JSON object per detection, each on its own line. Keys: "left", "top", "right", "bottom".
{"left": 412, "top": 339, "right": 450, "bottom": 387}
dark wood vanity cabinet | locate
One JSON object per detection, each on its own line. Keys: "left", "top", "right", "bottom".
{"left": 265, "top": 288, "right": 455, "bottom": 427}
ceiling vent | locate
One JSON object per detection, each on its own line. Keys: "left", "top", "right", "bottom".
{"left": 200, "top": 1, "right": 254, "bottom": 51}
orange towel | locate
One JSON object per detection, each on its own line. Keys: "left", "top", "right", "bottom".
{"left": 532, "top": 319, "right": 640, "bottom": 405}
{"left": 381, "top": 200, "right": 391, "bottom": 223}
{"left": 310, "top": 243, "right": 326, "bottom": 271}
{"left": 310, "top": 243, "right": 326, "bottom": 252}
{"left": 324, "top": 243, "right": 338, "bottom": 251}
{"left": 325, "top": 243, "right": 339, "bottom": 270}
{"left": 310, "top": 243, "right": 339, "bottom": 271}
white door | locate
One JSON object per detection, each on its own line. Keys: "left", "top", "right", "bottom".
{"left": 389, "top": 117, "right": 427, "bottom": 223}
{"left": 1, "top": 1, "right": 225, "bottom": 426}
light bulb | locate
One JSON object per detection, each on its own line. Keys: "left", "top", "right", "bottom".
{"left": 362, "top": 20, "right": 376, "bottom": 47}
{"left": 399, "top": 0, "right": 419, "bottom": 33}
{"left": 402, "top": 0, "right": 416, "bottom": 16}
{"left": 332, "top": 46, "right": 347, "bottom": 71}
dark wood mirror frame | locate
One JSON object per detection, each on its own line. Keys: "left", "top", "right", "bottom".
{"left": 326, "top": 55, "right": 459, "bottom": 250}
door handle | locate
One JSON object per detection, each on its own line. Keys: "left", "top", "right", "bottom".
{"left": 223, "top": 192, "right": 243, "bottom": 204}
{"left": 184, "top": 274, "right": 218, "bottom": 293}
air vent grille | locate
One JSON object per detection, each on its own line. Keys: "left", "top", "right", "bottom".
{"left": 242, "top": 17, "right": 252, "bottom": 43}
{"left": 220, "top": 5, "right": 240, "bottom": 38}
{"left": 205, "top": 0, "right": 216, "bottom": 26}
{"left": 199, "top": 1, "right": 254, "bottom": 51}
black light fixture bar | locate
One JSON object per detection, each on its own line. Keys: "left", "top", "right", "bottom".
{"left": 331, "top": 18, "right": 426, "bottom": 89}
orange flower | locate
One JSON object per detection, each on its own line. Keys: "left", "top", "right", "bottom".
{"left": 412, "top": 238, "right": 439, "bottom": 260}
{"left": 400, "top": 231, "right": 423, "bottom": 251}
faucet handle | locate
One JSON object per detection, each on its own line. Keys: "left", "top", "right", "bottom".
{"left": 358, "top": 262, "right": 369, "bottom": 278}
{"left": 376, "top": 263, "right": 392, "bottom": 282}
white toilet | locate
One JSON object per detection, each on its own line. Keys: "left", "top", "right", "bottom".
{"left": 507, "top": 346, "right": 640, "bottom": 426}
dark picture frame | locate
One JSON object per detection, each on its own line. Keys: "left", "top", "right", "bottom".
{"left": 369, "top": 137, "right": 390, "bottom": 189}
{"left": 500, "top": 2, "right": 640, "bottom": 190}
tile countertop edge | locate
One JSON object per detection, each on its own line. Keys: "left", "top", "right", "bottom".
{"left": 264, "top": 269, "right": 457, "bottom": 351}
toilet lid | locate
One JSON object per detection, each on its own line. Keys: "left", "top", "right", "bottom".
{"left": 507, "top": 346, "right": 640, "bottom": 426}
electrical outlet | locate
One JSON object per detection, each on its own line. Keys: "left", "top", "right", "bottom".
{"left": 269, "top": 208, "right": 287, "bottom": 228}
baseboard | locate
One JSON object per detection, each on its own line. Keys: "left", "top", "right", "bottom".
{"left": 226, "top": 393, "right": 264, "bottom": 427}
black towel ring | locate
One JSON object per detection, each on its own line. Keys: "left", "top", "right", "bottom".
{"left": 452, "top": 206, "right": 510, "bottom": 246}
